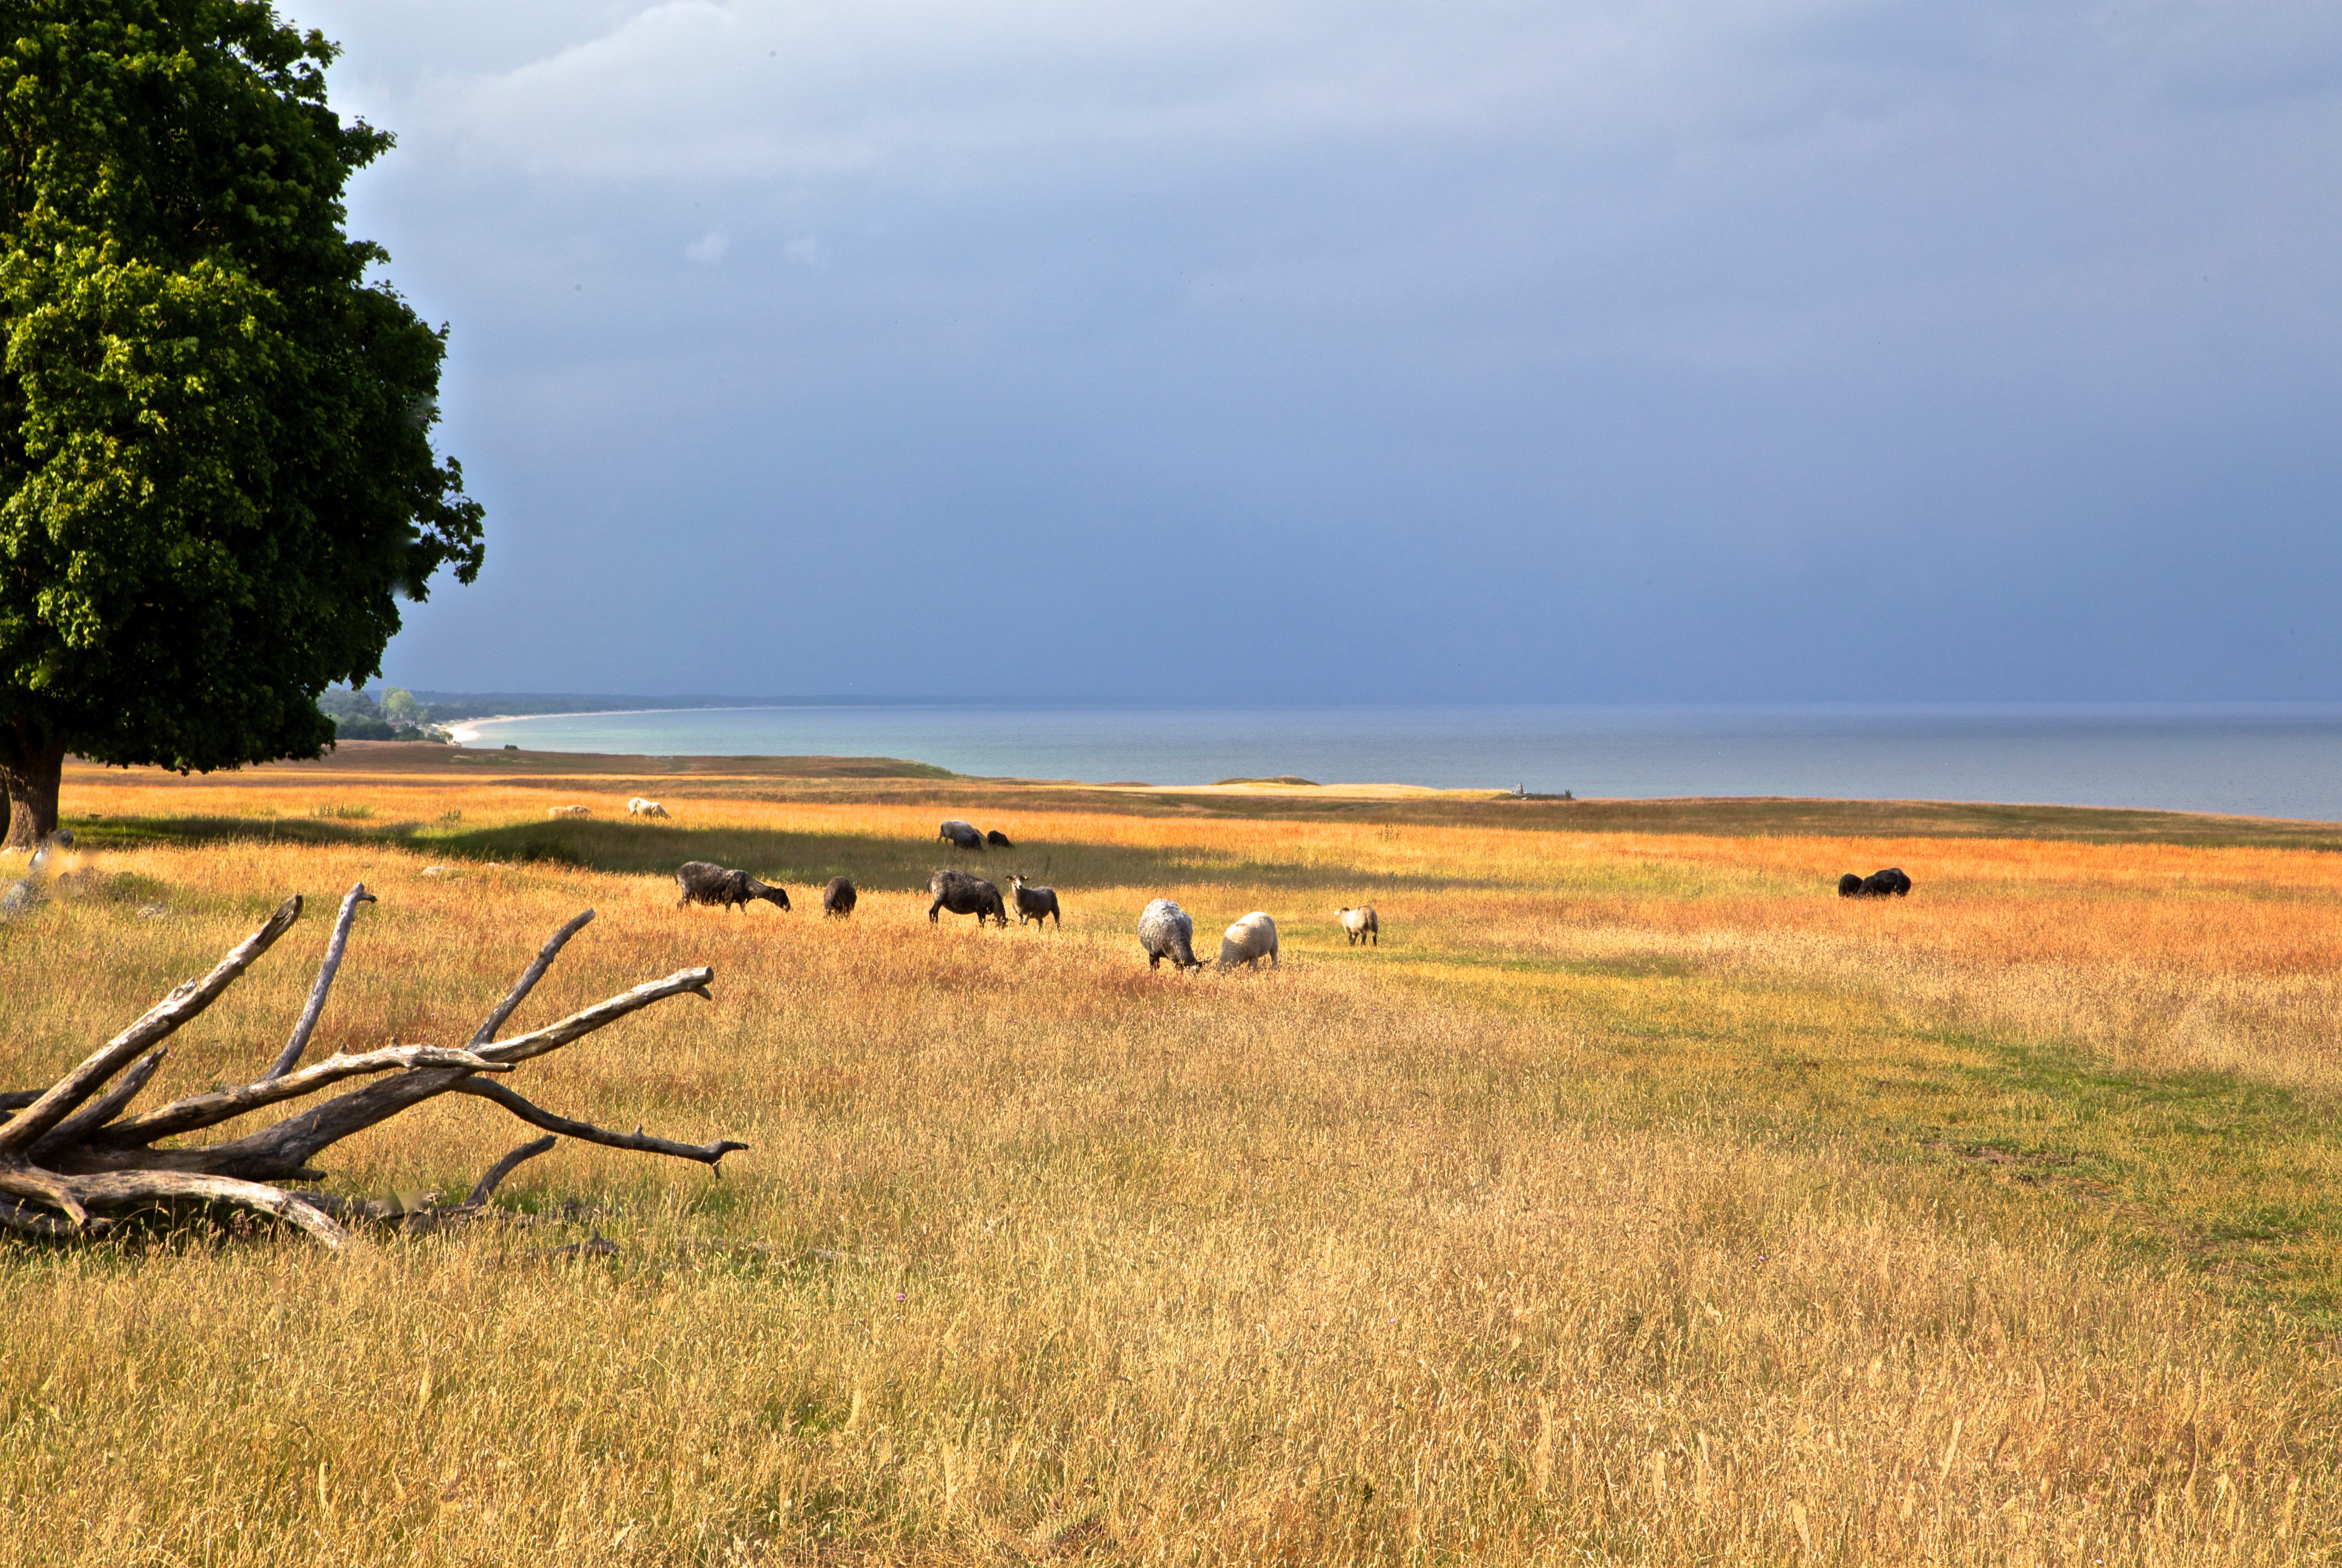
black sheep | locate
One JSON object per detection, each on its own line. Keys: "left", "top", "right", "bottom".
{"left": 986, "top": 828, "right": 1014, "bottom": 848}
{"left": 1838, "top": 867, "right": 1913, "bottom": 898}
{"left": 1010, "top": 873, "right": 1061, "bottom": 929}
{"left": 675, "top": 861, "right": 791, "bottom": 912}
{"left": 929, "top": 868, "right": 1007, "bottom": 926}
{"left": 822, "top": 876, "right": 857, "bottom": 918}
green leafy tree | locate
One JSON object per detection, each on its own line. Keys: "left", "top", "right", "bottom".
{"left": 0, "top": 0, "right": 483, "bottom": 849}
{"left": 380, "top": 686, "right": 419, "bottom": 723}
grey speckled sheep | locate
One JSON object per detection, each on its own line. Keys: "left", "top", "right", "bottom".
{"left": 1218, "top": 911, "right": 1280, "bottom": 968}
{"left": 939, "top": 819, "right": 985, "bottom": 851}
{"left": 1338, "top": 906, "right": 1378, "bottom": 946}
{"left": 930, "top": 869, "right": 1007, "bottom": 926}
{"left": 822, "top": 876, "right": 857, "bottom": 918}
{"left": 1009, "top": 873, "right": 1061, "bottom": 929}
{"left": 675, "top": 861, "right": 792, "bottom": 912}
{"left": 1138, "top": 898, "right": 1201, "bottom": 971}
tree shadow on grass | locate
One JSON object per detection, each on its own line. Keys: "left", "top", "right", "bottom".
{"left": 67, "top": 812, "right": 1476, "bottom": 897}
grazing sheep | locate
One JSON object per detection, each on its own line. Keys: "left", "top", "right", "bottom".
{"left": 1009, "top": 873, "right": 1061, "bottom": 929}
{"left": 987, "top": 828, "right": 1014, "bottom": 848}
{"left": 627, "top": 798, "right": 670, "bottom": 818}
{"left": 929, "top": 868, "right": 1007, "bottom": 926}
{"left": 1138, "top": 898, "right": 1202, "bottom": 971}
{"left": 1839, "top": 867, "right": 1913, "bottom": 898}
{"left": 1338, "top": 906, "right": 1379, "bottom": 946}
{"left": 822, "top": 876, "right": 857, "bottom": 919}
{"left": 1218, "top": 911, "right": 1280, "bottom": 968}
{"left": 675, "top": 861, "right": 792, "bottom": 913}
{"left": 938, "top": 819, "right": 985, "bottom": 852}
{"left": 547, "top": 805, "right": 590, "bottom": 819}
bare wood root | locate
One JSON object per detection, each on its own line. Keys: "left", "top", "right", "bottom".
{"left": 0, "top": 896, "right": 746, "bottom": 1245}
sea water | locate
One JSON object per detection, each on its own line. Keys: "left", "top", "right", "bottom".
{"left": 447, "top": 703, "right": 2342, "bottom": 822}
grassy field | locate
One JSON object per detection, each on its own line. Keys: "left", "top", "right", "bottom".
{"left": 4, "top": 751, "right": 2341, "bottom": 1565}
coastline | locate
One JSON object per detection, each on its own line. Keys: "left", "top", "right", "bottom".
{"left": 447, "top": 703, "right": 789, "bottom": 745}
{"left": 421, "top": 701, "right": 2342, "bottom": 822}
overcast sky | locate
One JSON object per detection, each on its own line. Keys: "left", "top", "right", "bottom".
{"left": 302, "top": 0, "right": 2342, "bottom": 704}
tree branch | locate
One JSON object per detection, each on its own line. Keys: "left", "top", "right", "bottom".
{"left": 0, "top": 1196, "right": 105, "bottom": 1239}
{"left": 467, "top": 1136, "right": 558, "bottom": 1207}
{"left": 0, "top": 896, "right": 304, "bottom": 1155}
{"left": 65, "top": 1170, "right": 350, "bottom": 1249}
{"left": 174, "top": 968, "right": 718, "bottom": 1182}
{"left": 471, "top": 910, "right": 595, "bottom": 1047}
{"left": 475, "top": 968, "right": 715, "bottom": 1065}
{"left": 0, "top": 1168, "right": 90, "bottom": 1228}
{"left": 453, "top": 1080, "right": 748, "bottom": 1169}
{"left": 89, "top": 1044, "right": 512, "bottom": 1148}
{"left": 261, "top": 883, "right": 374, "bottom": 1081}
{"left": 29, "top": 1047, "right": 166, "bottom": 1156}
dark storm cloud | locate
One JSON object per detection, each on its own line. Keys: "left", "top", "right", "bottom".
{"left": 300, "top": 1, "right": 2342, "bottom": 701}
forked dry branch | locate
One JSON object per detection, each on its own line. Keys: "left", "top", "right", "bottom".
{"left": 0, "top": 889, "right": 746, "bottom": 1247}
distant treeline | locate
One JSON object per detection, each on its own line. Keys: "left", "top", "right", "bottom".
{"left": 318, "top": 687, "right": 453, "bottom": 742}
{"left": 319, "top": 690, "right": 985, "bottom": 737}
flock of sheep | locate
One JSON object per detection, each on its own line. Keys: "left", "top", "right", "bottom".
{"left": 652, "top": 814, "right": 1382, "bottom": 971}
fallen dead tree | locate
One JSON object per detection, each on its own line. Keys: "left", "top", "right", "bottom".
{"left": 0, "top": 888, "right": 746, "bottom": 1248}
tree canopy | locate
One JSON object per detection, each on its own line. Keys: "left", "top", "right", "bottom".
{"left": 0, "top": 0, "right": 483, "bottom": 848}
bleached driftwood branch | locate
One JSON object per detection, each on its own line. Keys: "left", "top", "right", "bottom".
{"left": 0, "top": 890, "right": 745, "bottom": 1246}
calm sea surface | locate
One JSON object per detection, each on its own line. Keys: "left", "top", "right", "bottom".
{"left": 451, "top": 704, "right": 2342, "bottom": 823}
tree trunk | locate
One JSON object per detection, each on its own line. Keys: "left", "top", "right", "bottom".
{"left": 0, "top": 892, "right": 745, "bottom": 1245}
{"left": 1, "top": 723, "right": 65, "bottom": 852}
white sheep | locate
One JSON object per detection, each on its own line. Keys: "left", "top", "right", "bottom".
{"left": 1338, "top": 906, "right": 1379, "bottom": 946}
{"left": 1218, "top": 911, "right": 1280, "bottom": 968}
{"left": 547, "top": 805, "right": 590, "bottom": 819}
{"left": 627, "top": 798, "right": 670, "bottom": 818}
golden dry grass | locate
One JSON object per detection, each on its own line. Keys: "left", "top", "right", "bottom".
{"left": 4, "top": 762, "right": 2341, "bottom": 1564}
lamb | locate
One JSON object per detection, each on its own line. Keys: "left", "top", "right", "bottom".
{"left": 1838, "top": 867, "right": 1913, "bottom": 898}
{"left": 627, "top": 798, "right": 670, "bottom": 818}
{"left": 987, "top": 829, "right": 1014, "bottom": 848}
{"left": 674, "top": 860, "right": 792, "bottom": 913}
{"left": 938, "top": 819, "right": 985, "bottom": 852}
{"left": 929, "top": 868, "right": 1007, "bottom": 926}
{"left": 1338, "top": 906, "right": 1379, "bottom": 946}
{"left": 547, "top": 805, "right": 590, "bottom": 819}
{"left": 1138, "top": 898, "right": 1202, "bottom": 971}
{"left": 1218, "top": 911, "right": 1280, "bottom": 968}
{"left": 822, "top": 876, "right": 858, "bottom": 919}
{"left": 1009, "top": 873, "right": 1061, "bottom": 929}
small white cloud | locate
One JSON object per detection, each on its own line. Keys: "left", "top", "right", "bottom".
{"left": 782, "top": 236, "right": 830, "bottom": 269}
{"left": 684, "top": 229, "right": 730, "bottom": 263}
